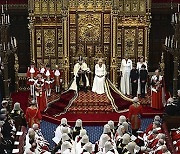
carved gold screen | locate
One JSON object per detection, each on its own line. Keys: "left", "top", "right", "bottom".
{"left": 28, "top": 0, "right": 151, "bottom": 88}
{"left": 69, "top": 9, "right": 111, "bottom": 86}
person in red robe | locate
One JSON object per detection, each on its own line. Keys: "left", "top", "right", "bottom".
{"left": 39, "top": 62, "right": 46, "bottom": 78}
{"left": 25, "top": 100, "right": 42, "bottom": 128}
{"left": 128, "top": 97, "right": 143, "bottom": 136}
{"left": 151, "top": 69, "right": 164, "bottom": 109}
{"left": 145, "top": 115, "right": 161, "bottom": 134}
{"left": 34, "top": 74, "right": 47, "bottom": 112}
{"left": 44, "top": 64, "right": 54, "bottom": 97}
{"left": 54, "top": 65, "right": 63, "bottom": 93}
{"left": 26, "top": 62, "right": 38, "bottom": 97}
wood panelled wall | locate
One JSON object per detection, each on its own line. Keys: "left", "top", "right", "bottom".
{"left": 8, "top": 3, "right": 178, "bottom": 91}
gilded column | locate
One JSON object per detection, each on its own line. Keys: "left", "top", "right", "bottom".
{"left": 28, "top": 0, "right": 35, "bottom": 62}
{"left": 28, "top": 16, "right": 35, "bottom": 62}
{"left": 110, "top": 9, "right": 118, "bottom": 86}
{"left": 62, "top": 9, "right": 69, "bottom": 89}
{"left": 144, "top": 27, "right": 148, "bottom": 60}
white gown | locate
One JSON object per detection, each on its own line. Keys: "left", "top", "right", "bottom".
{"left": 120, "top": 59, "right": 132, "bottom": 95}
{"left": 92, "top": 64, "right": 106, "bottom": 94}
{"left": 136, "top": 61, "right": 148, "bottom": 94}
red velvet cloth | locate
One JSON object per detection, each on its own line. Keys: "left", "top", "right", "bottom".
{"left": 110, "top": 88, "right": 132, "bottom": 110}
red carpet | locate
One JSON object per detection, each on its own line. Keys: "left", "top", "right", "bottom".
{"left": 45, "top": 90, "right": 76, "bottom": 116}
{"left": 68, "top": 91, "right": 114, "bottom": 114}
{"left": 42, "top": 106, "right": 164, "bottom": 126}
{"left": 11, "top": 82, "right": 164, "bottom": 126}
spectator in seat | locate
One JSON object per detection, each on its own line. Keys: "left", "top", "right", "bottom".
{"left": 145, "top": 115, "right": 161, "bottom": 134}
{"left": 153, "top": 138, "right": 165, "bottom": 153}
{"left": 61, "top": 141, "right": 75, "bottom": 154}
{"left": 117, "top": 115, "right": 127, "bottom": 128}
{"left": 53, "top": 118, "right": 72, "bottom": 145}
{"left": 0, "top": 113, "right": 15, "bottom": 143}
{"left": 156, "top": 145, "right": 171, "bottom": 154}
{"left": 95, "top": 134, "right": 110, "bottom": 153}
{"left": 122, "top": 121, "right": 132, "bottom": 135}
{"left": 104, "top": 141, "right": 118, "bottom": 154}
{"left": 126, "top": 141, "right": 140, "bottom": 154}
{"left": 25, "top": 142, "right": 39, "bottom": 154}
{"left": 75, "top": 129, "right": 87, "bottom": 144}
{"left": 52, "top": 133, "right": 74, "bottom": 154}
{"left": 115, "top": 125, "right": 125, "bottom": 141}
{"left": 117, "top": 133, "right": 131, "bottom": 153}
{"left": 72, "top": 119, "right": 83, "bottom": 140}
{"left": 76, "top": 135, "right": 89, "bottom": 154}
{"left": 10, "top": 102, "right": 27, "bottom": 131}
{"left": 102, "top": 124, "right": 113, "bottom": 139}
{"left": 81, "top": 142, "right": 93, "bottom": 154}
{"left": 108, "top": 120, "right": 116, "bottom": 137}
{"left": 32, "top": 123, "right": 49, "bottom": 151}
{"left": 1, "top": 100, "right": 10, "bottom": 113}
{"left": 165, "top": 97, "right": 177, "bottom": 116}
{"left": 0, "top": 131, "right": 11, "bottom": 154}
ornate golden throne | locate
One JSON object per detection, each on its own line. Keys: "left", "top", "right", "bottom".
{"left": 27, "top": 0, "right": 151, "bottom": 89}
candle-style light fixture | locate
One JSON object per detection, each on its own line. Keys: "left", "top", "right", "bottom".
{"left": 0, "top": 3, "right": 17, "bottom": 101}
{"left": 164, "top": 3, "right": 180, "bottom": 98}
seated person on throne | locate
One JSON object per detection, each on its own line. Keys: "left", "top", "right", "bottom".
{"left": 69, "top": 56, "right": 90, "bottom": 92}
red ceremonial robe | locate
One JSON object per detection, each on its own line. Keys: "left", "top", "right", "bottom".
{"left": 151, "top": 75, "right": 164, "bottom": 109}
{"left": 25, "top": 107, "right": 42, "bottom": 128}
{"left": 128, "top": 103, "right": 143, "bottom": 130}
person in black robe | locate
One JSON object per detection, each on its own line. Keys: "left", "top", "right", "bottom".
{"left": 140, "top": 64, "right": 148, "bottom": 98}
{"left": 130, "top": 64, "right": 139, "bottom": 97}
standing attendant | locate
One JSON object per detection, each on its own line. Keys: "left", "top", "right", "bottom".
{"left": 128, "top": 97, "right": 142, "bottom": 136}
{"left": 151, "top": 69, "right": 164, "bottom": 109}
{"left": 137, "top": 56, "right": 148, "bottom": 95}
{"left": 25, "top": 100, "right": 42, "bottom": 128}
{"left": 130, "top": 64, "right": 139, "bottom": 97}
{"left": 39, "top": 63, "right": 46, "bottom": 78}
{"left": 140, "top": 64, "right": 148, "bottom": 98}
{"left": 120, "top": 55, "right": 132, "bottom": 95}
{"left": 34, "top": 74, "right": 47, "bottom": 112}
{"left": 92, "top": 58, "right": 107, "bottom": 94}
{"left": 45, "top": 65, "right": 54, "bottom": 97}
{"left": 26, "top": 62, "right": 38, "bottom": 97}
{"left": 54, "top": 65, "right": 63, "bottom": 93}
